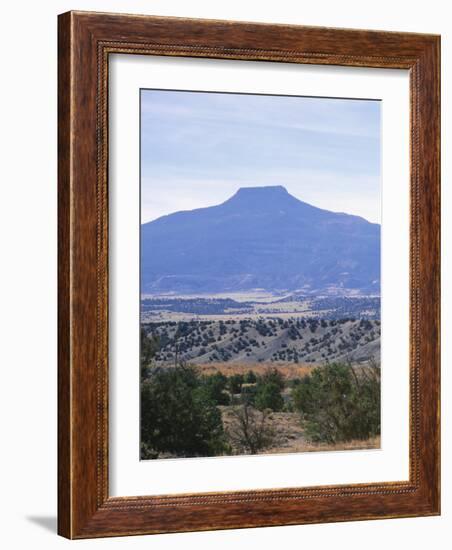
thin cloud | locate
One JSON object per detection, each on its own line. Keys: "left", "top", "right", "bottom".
{"left": 141, "top": 90, "right": 381, "bottom": 224}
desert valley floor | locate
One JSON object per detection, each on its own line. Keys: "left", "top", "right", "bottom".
{"left": 140, "top": 293, "right": 381, "bottom": 458}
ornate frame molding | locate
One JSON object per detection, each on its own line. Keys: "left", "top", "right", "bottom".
{"left": 58, "top": 11, "right": 440, "bottom": 538}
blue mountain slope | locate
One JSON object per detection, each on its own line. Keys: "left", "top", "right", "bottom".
{"left": 141, "top": 186, "right": 380, "bottom": 294}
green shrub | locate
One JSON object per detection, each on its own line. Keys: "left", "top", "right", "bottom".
{"left": 254, "top": 382, "right": 284, "bottom": 412}
{"left": 202, "top": 372, "right": 230, "bottom": 405}
{"left": 140, "top": 364, "right": 226, "bottom": 458}
{"left": 140, "top": 328, "right": 160, "bottom": 380}
{"left": 228, "top": 373, "right": 244, "bottom": 394}
{"left": 244, "top": 370, "right": 257, "bottom": 384}
{"left": 259, "top": 367, "right": 285, "bottom": 390}
{"left": 292, "top": 362, "right": 380, "bottom": 443}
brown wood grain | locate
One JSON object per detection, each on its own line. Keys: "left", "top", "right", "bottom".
{"left": 57, "top": 10, "right": 72, "bottom": 539}
{"left": 57, "top": 11, "right": 440, "bottom": 539}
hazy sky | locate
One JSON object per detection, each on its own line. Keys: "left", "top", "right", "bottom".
{"left": 141, "top": 89, "right": 381, "bottom": 224}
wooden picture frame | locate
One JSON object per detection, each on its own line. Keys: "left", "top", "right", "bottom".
{"left": 58, "top": 11, "right": 440, "bottom": 539}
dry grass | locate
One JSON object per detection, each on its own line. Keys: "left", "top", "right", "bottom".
{"left": 269, "top": 434, "right": 381, "bottom": 455}
{"left": 196, "top": 361, "right": 315, "bottom": 380}
{"left": 302, "top": 435, "right": 381, "bottom": 452}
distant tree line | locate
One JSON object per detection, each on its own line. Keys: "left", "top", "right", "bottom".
{"left": 141, "top": 297, "right": 252, "bottom": 315}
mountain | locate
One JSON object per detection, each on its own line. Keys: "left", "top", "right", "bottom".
{"left": 141, "top": 186, "right": 380, "bottom": 294}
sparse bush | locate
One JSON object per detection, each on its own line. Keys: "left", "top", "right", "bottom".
{"left": 226, "top": 402, "right": 275, "bottom": 454}
{"left": 240, "top": 384, "right": 257, "bottom": 405}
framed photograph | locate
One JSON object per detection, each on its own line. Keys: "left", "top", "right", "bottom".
{"left": 58, "top": 11, "right": 440, "bottom": 538}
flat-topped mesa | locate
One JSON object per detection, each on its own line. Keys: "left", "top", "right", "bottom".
{"left": 234, "top": 185, "right": 289, "bottom": 197}
{"left": 141, "top": 183, "right": 380, "bottom": 294}
{"left": 224, "top": 185, "right": 306, "bottom": 211}
{"left": 231, "top": 185, "right": 290, "bottom": 200}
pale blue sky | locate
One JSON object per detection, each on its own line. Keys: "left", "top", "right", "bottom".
{"left": 141, "top": 89, "right": 381, "bottom": 223}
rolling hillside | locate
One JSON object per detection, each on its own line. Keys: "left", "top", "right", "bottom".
{"left": 143, "top": 317, "right": 380, "bottom": 366}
